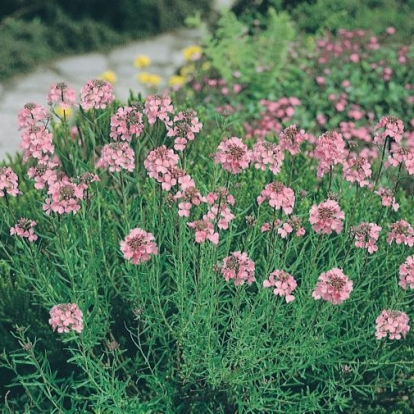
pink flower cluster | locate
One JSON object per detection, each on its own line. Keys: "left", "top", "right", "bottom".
{"left": 43, "top": 178, "right": 85, "bottom": 215}
{"left": 309, "top": 199, "right": 345, "bottom": 234}
{"left": 342, "top": 156, "right": 372, "bottom": 187}
{"left": 263, "top": 270, "right": 297, "bottom": 303}
{"left": 313, "top": 131, "right": 346, "bottom": 178}
{"left": 375, "top": 310, "right": 410, "bottom": 340}
{"left": 166, "top": 110, "right": 202, "bottom": 151}
{"left": 27, "top": 161, "right": 58, "bottom": 190}
{"left": 375, "top": 187, "right": 399, "bottom": 211}
{"left": 120, "top": 227, "right": 158, "bottom": 265}
{"left": 144, "top": 94, "right": 174, "bottom": 125}
{"left": 374, "top": 116, "right": 404, "bottom": 145}
{"left": 221, "top": 251, "right": 255, "bottom": 286}
{"left": 386, "top": 220, "right": 414, "bottom": 247}
{"left": 110, "top": 106, "right": 144, "bottom": 141}
{"left": 279, "top": 125, "right": 307, "bottom": 156}
{"left": 244, "top": 97, "right": 301, "bottom": 139}
{"left": 257, "top": 182, "right": 295, "bottom": 215}
{"left": 251, "top": 141, "right": 284, "bottom": 174}
{"left": 351, "top": 223, "right": 382, "bottom": 254}
{"left": 0, "top": 167, "right": 20, "bottom": 197}
{"left": 187, "top": 218, "right": 219, "bottom": 245}
{"left": 312, "top": 268, "right": 353, "bottom": 305}
{"left": 278, "top": 216, "right": 306, "bottom": 238}
{"left": 386, "top": 146, "right": 414, "bottom": 175}
{"left": 214, "top": 137, "right": 251, "bottom": 174}
{"left": 49, "top": 303, "right": 84, "bottom": 334}
{"left": 97, "top": 142, "right": 135, "bottom": 172}
{"left": 47, "top": 82, "right": 77, "bottom": 110}
{"left": 80, "top": 79, "right": 114, "bottom": 110}
{"left": 144, "top": 145, "right": 180, "bottom": 190}
{"left": 18, "top": 102, "right": 54, "bottom": 163}
{"left": 10, "top": 218, "right": 38, "bottom": 242}
{"left": 399, "top": 255, "right": 414, "bottom": 290}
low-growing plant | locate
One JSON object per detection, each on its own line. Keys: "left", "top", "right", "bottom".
{"left": 0, "top": 68, "right": 413, "bottom": 413}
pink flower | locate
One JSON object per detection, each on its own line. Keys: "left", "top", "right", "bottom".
{"left": 351, "top": 223, "right": 382, "bottom": 254}
{"left": 20, "top": 124, "right": 54, "bottom": 163}
{"left": 278, "top": 216, "right": 306, "bottom": 238}
{"left": 386, "top": 26, "right": 396, "bottom": 35}
{"left": 279, "top": 125, "right": 307, "bottom": 156}
{"left": 144, "top": 94, "right": 174, "bottom": 125}
{"left": 110, "top": 106, "right": 144, "bottom": 141}
{"left": 257, "top": 182, "right": 295, "bottom": 215}
{"left": 49, "top": 303, "right": 84, "bottom": 334}
{"left": 263, "top": 270, "right": 297, "bottom": 303}
{"left": 314, "top": 131, "right": 346, "bottom": 178}
{"left": 309, "top": 199, "right": 345, "bottom": 234}
{"left": 374, "top": 116, "right": 404, "bottom": 145}
{"left": 0, "top": 167, "right": 21, "bottom": 197}
{"left": 18, "top": 102, "right": 49, "bottom": 129}
{"left": 251, "top": 141, "right": 284, "bottom": 175}
{"left": 166, "top": 110, "right": 202, "bottom": 151}
{"left": 214, "top": 137, "right": 251, "bottom": 174}
{"left": 80, "top": 79, "right": 114, "bottom": 110}
{"left": 27, "top": 161, "right": 58, "bottom": 190}
{"left": 47, "top": 82, "right": 77, "bottom": 109}
{"left": 120, "top": 227, "right": 158, "bottom": 264}
{"left": 342, "top": 156, "right": 372, "bottom": 187}
{"left": 96, "top": 142, "right": 135, "bottom": 172}
{"left": 43, "top": 178, "right": 85, "bottom": 215}
{"left": 375, "top": 187, "right": 399, "bottom": 211}
{"left": 144, "top": 145, "right": 180, "bottom": 189}
{"left": 10, "top": 218, "right": 38, "bottom": 242}
{"left": 221, "top": 251, "right": 255, "bottom": 286}
{"left": 386, "top": 220, "right": 414, "bottom": 247}
{"left": 385, "top": 146, "right": 414, "bottom": 175}
{"left": 375, "top": 310, "right": 410, "bottom": 340}
{"left": 187, "top": 217, "right": 219, "bottom": 245}
{"left": 312, "top": 268, "right": 353, "bottom": 305}
{"left": 174, "top": 186, "right": 203, "bottom": 217}
{"left": 399, "top": 255, "right": 414, "bottom": 290}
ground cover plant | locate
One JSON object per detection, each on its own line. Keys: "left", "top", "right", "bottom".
{"left": 1, "top": 8, "right": 414, "bottom": 414}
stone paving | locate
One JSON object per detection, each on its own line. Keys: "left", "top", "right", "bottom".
{"left": 0, "top": 0, "right": 235, "bottom": 161}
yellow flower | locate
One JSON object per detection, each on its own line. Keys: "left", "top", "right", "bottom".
{"left": 55, "top": 106, "right": 73, "bottom": 119}
{"left": 201, "top": 61, "right": 212, "bottom": 72}
{"left": 180, "top": 64, "right": 195, "bottom": 78}
{"left": 182, "top": 45, "right": 202, "bottom": 61}
{"left": 168, "top": 75, "right": 185, "bottom": 89}
{"left": 134, "top": 55, "right": 151, "bottom": 68}
{"left": 99, "top": 70, "right": 117, "bottom": 84}
{"left": 136, "top": 72, "right": 162, "bottom": 88}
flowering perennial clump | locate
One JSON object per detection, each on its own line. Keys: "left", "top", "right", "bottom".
{"left": 375, "top": 310, "right": 410, "bottom": 340}
{"left": 221, "top": 252, "right": 255, "bottom": 286}
{"left": 263, "top": 270, "right": 297, "bottom": 303}
{"left": 312, "top": 268, "right": 353, "bottom": 305}
{"left": 49, "top": 303, "right": 84, "bottom": 334}
{"left": 120, "top": 228, "right": 158, "bottom": 264}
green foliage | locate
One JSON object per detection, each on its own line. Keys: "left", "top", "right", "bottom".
{"left": 203, "top": 8, "right": 295, "bottom": 94}
{"left": 289, "top": 0, "right": 414, "bottom": 42}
